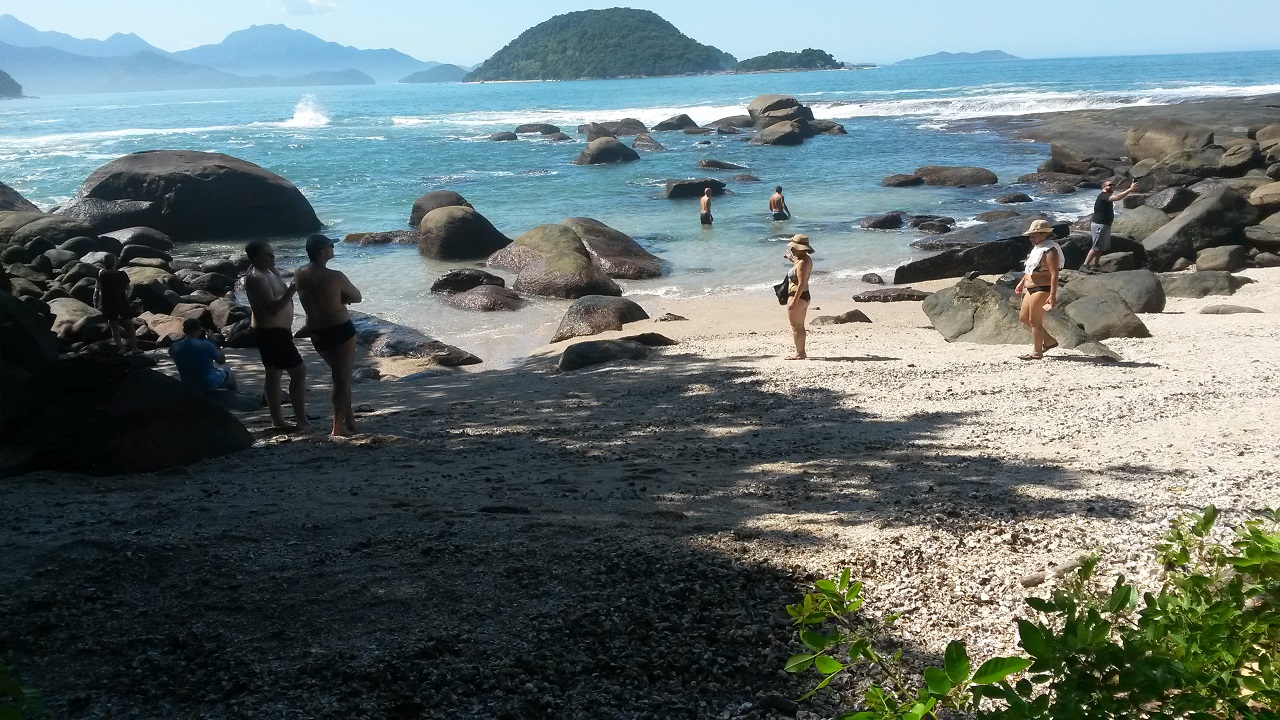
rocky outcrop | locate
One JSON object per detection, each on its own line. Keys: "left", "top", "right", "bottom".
{"left": 557, "top": 339, "right": 649, "bottom": 371}
{"left": 1158, "top": 271, "right": 1253, "bottom": 298}
{"left": 749, "top": 121, "right": 806, "bottom": 146}
{"left": 1060, "top": 290, "right": 1150, "bottom": 340}
{"left": 913, "top": 166, "right": 999, "bottom": 187}
{"left": 343, "top": 230, "right": 417, "bottom": 246}
{"left": 68, "top": 150, "right": 320, "bottom": 241}
{"left": 515, "top": 123, "right": 561, "bottom": 135}
{"left": 349, "top": 311, "right": 481, "bottom": 366}
{"left": 559, "top": 217, "right": 662, "bottom": 279}
{"left": 1062, "top": 269, "right": 1166, "bottom": 313}
{"left": 811, "top": 310, "right": 871, "bottom": 325}
{"left": 574, "top": 137, "right": 641, "bottom": 165}
{"left": 664, "top": 179, "right": 726, "bottom": 199}
{"left": 430, "top": 268, "right": 505, "bottom": 294}
{"left": 632, "top": 134, "right": 665, "bottom": 152}
{"left": 1113, "top": 205, "right": 1171, "bottom": 242}
{"left": 550, "top": 295, "right": 649, "bottom": 342}
{"left": 443, "top": 285, "right": 526, "bottom": 312}
{"left": 1142, "top": 189, "right": 1259, "bottom": 271}
{"left": 910, "top": 214, "right": 1058, "bottom": 251}
{"left": 409, "top": 190, "right": 471, "bottom": 227}
{"left": 696, "top": 159, "right": 746, "bottom": 170}
{"left": 894, "top": 238, "right": 1030, "bottom": 285}
{"left": 995, "top": 192, "right": 1033, "bottom": 204}
{"left": 0, "top": 181, "right": 39, "bottom": 213}
{"left": 853, "top": 288, "right": 931, "bottom": 302}
{"left": 489, "top": 132, "right": 519, "bottom": 142}
{"left": 417, "top": 206, "right": 511, "bottom": 260}
{"left": 653, "top": 114, "right": 698, "bottom": 131}
{"left": 488, "top": 224, "right": 622, "bottom": 299}
{"left": 1125, "top": 119, "right": 1214, "bottom": 163}
{"left": 1195, "top": 245, "right": 1248, "bottom": 271}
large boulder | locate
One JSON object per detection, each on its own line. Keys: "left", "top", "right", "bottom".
{"left": 664, "top": 178, "right": 727, "bottom": 199}
{"left": 0, "top": 291, "right": 59, "bottom": 378}
{"left": 750, "top": 121, "right": 805, "bottom": 146}
{"left": 514, "top": 123, "right": 560, "bottom": 135}
{"left": 1245, "top": 212, "right": 1280, "bottom": 251}
{"left": 747, "top": 95, "right": 800, "bottom": 121}
{"left": 853, "top": 288, "right": 931, "bottom": 302}
{"left": 710, "top": 115, "right": 755, "bottom": 130}
{"left": 910, "top": 214, "right": 1056, "bottom": 250}
{"left": 573, "top": 137, "right": 641, "bottom": 165}
{"left": 914, "top": 166, "right": 998, "bottom": 187}
{"left": 560, "top": 217, "right": 662, "bottom": 279}
{"left": 417, "top": 206, "right": 511, "bottom": 260}
{"left": 1142, "top": 189, "right": 1260, "bottom": 271}
{"left": 1061, "top": 290, "right": 1151, "bottom": 340}
{"left": 1125, "top": 119, "right": 1214, "bottom": 163}
{"left": 46, "top": 297, "right": 107, "bottom": 343}
{"left": 632, "top": 134, "right": 665, "bottom": 152}
{"left": 1250, "top": 182, "right": 1280, "bottom": 212}
{"left": 102, "top": 226, "right": 175, "bottom": 252}
{"left": 54, "top": 198, "right": 160, "bottom": 235}
{"left": 430, "top": 268, "right": 505, "bottom": 294}
{"left": 696, "top": 159, "right": 747, "bottom": 170}
{"left": 70, "top": 150, "right": 320, "bottom": 240}
{"left": 1158, "top": 271, "right": 1253, "bottom": 298}
{"left": 1151, "top": 147, "right": 1226, "bottom": 178}
{"left": 1061, "top": 269, "right": 1165, "bottom": 313}
{"left": 653, "top": 114, "right": 699, "bottom": 131}
{"left": 557, "top": 339, "right": 649, "bottom": 372}
{"left": 349, "top": 311, "right": 481, "bottom": 366}
{"left": 409, "top": 190, "right": 471, "bottom": 228}
{"left": 11, "top": 215, "right": 95, "bottom": 247}
{"left": 0, "top": 355, "right": 253, "bottom": 476}
{"left": 1195, "top": 245, "right": 1249, "bottom": 271}
{"left": 551, "top": 295, "right": 649, "bottom": 343}
{"left": 443, "top": 285, "right": 526, "bottom": 312}
{"left": 0, "top": 181, "right": 40, "bottom": 213}
{"left": 1144, "top": 186, "right": 1197, "bottom": 213}
{"left": 894, "top": 238, "right": 1029, "bottom": 284}
{"left": 0, "top": 211, "right": 49, "bottom": 243}
{"left": 488, "top": 224, "right": 621, "bottom": 299}
{"left": 1112, "top": 205, "right": 1172, "bottom": 242}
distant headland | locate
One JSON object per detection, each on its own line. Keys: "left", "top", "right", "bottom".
{"left": 896, "top": 50, "right": 1021, "bottom": 65}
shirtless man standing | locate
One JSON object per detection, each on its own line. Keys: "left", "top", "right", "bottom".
{"left": 294, "top": 234, "right": 362, "bottom": 437}
{"left": 699, "top": 188, "right": 713, "bottom": 226}
{"left": 769, "top": 186, "right": 791, "bottom": 221}
{"left": 244, "top": 239, "right": 311, "bottom": 433}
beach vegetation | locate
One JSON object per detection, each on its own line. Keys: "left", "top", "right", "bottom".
{"left": 0, "top": 660, "right": 45, "bottom": 719}
{"left": 736, "top": 49, "right": 841, "bottom": 73}
{"left": 785, "top": 506, "right": 1280, "bottom": 717}
{"left": 465, "top": 9, "right": 735, "bottom": 82}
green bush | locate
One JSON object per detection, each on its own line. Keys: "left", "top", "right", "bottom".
{"left": 784, "top": 506, "right": 1280, "bottom": 718}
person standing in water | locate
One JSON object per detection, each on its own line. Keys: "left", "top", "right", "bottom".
{"left": 700, "top": 188, "right": 713, "bottom": 226}
{"left": 1014, "top": 219, "right": 1065, "bottom": 360}
{"left": 244, "top": 239, "right": 312, "bottom": 433}
{"left": 769, "top": 186, "right": 791, "bottom": 221}
{"left": 784, "top": 234, "right": 813, "bottom": 360}
{"left": 294, "top": 235, "right": 362, "bottom": 437}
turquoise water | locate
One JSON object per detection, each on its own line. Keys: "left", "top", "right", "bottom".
{"left": 2, "top": 50, "right": 1277, "bottom": 362}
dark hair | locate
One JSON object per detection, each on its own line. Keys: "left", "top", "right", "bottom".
{"left": 245, "top": 238, "right": 271, "bottom": 261}
{"left": 182, "top": 318, "right": 203, "bottom": 335}
{"left": 101, "top": 253, "right": 118, "bottom": 269}
{"left": 775, "top": 186, "right": 783, "bottom": 192}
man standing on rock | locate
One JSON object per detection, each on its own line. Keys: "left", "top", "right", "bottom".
{"left": 769, "top": 186, "right": 791, "bottom": 221}
{"left": 294, "top": 234, "right": 362, "bottom": 437}
{"left": 244, "top": 239, "right": 312, "bottom": 433}
{"left": 92, "top": 253, "right": 136, "bottom": 352}
{"left": 1084, "top": 178, "right": 1139, "bottom": 272}
{"left": 700, "top": 188, "right": 713, "bottom": 226}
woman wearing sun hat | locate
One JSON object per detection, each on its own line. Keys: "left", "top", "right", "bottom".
{"left": 784, "top": 234, "right": 814, "bottom": 360}
{"left": 1014, "top": 219, "right": 1064, "bottom": 360}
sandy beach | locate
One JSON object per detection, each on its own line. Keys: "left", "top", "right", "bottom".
{"left": 4, "top": 267, "right": 1279, "bottom": 718}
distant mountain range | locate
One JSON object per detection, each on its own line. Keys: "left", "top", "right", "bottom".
{"left": 896, "top": 50, "right": 1021, "bottom": 65}
{"left": 0, "top": 14, "right": 438, "bottom": 95}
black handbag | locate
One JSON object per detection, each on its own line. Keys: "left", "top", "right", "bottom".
{"left": 773, "top": 275, "right": 790, "bottom": 305}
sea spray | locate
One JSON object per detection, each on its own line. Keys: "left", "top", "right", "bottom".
{"left": 280, "top": 94, "right": 330, "bottom": 128}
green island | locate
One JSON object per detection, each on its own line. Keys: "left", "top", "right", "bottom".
{"left": 465, "top": 8, "right": 735, "bottom": 81}
{"left": 400, "top": 63, "right": 467, "bottom": 83}
{"left": 0, "top": 69, "right": 23, "bottom": 98}
{"left": 736, "top": 48, "right": 841, "bottom": 72}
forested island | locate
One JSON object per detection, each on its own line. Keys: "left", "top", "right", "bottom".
{"left": 465, "top": 8, "right": 735, "bottom": 81}
{"left": 736, "top": 48, "right": 840, "bottom": 72}
{"left": 400, "top": 63, "right": 467, "bottom": 83}
{"left": 0, "top": 68, "right": 24, "bottom": 97}
{"left": 896, "top": 50, "right": 1020, "bottom": 65}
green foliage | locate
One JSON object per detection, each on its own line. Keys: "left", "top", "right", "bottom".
{"left": 0, "top": 662, "right": 44, "bottom": 720}
{"left": 736, "top": 49, "right": 841, "bottom": 72}
{"left": 465, "top": 9, "right": 735, "bottom": 81}
{"left": 784, "top": 506, "right": 1280, "bottom": 718}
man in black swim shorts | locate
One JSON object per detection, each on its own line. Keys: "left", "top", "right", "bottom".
{"left": 92, "top": 252, "right": 136, "bottom": 352}
{"left": 294, "top": 234, "right": 363, "bottom": 437}
{"left": 700, "top": 188, "right": 713, "bottom": 226}
{"left": 245, "top": 239, "right": 312, "bottom": 432}
{"left": 769, "top": 186, "right": 791, "bottom": 221}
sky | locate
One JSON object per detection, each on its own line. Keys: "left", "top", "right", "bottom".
{"left": 3, "top": 0, "right": 1279, "bottom": 66}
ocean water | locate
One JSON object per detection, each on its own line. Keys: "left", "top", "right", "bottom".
{"left": 2, "top": 50, "right": 1277, "bottom": 363}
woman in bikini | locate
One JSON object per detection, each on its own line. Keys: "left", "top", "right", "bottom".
{"left": 784, "top": 234, "right": 813, "bottom": 360}
{"left": 1014, "top": 219, "right": 1064, "bottom": 360}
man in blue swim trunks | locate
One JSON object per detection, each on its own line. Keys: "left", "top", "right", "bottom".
{"left": 169, "top": 318, "right": 237, "bottom": 392}
{"left": 295, "top": 234, "right": 363, "bottom": 437}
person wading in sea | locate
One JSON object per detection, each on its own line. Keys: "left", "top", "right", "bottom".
{"left": 1014, "top": 219, "right": 1065, "bottom": 360}
{"left": 769, "top": 186, "right": 791, "bottom": 221}
{"left": 294, "top": 234, "right": 363, "bottom": 437}
{"left": 1083, "top": 178, "right": 1139, "bottom": 273}
{"left": 700, "top": 188, "right": 713, "bottom": 226}
{"left": 244, "top": 239, "right": 312, "bottom": 433}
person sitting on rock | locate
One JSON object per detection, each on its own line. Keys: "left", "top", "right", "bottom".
{"left": 169, "top": 318, "right": 237, "bottom": 392}
{"left": 92, "top": 253, "right": 136, "bottom": 352}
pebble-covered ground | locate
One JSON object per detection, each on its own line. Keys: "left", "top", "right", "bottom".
{"left": 3, "top": 269, "right": 1279, "bottom": 719}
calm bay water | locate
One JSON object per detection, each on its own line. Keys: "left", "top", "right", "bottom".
{"left": 2, "top": 50, "right": 1277, "bottom": 362}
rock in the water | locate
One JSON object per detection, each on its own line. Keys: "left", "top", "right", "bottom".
{"left": 808, "top": 119, "right": 847, "bottom": 135}
{"left": 710, "top": 115, "right": 755, "bottom": 130}
{"left": 489, "top": 132, "right": 518, "bottom": 141}
{"left": 894, "top": 237, "right": 1031, "bottom": 285}
{"left": 853, "top": 287, "right": 931, "bottom": 302}
{"left": 882, "top": 174, "right": 924, "bottom": 187}
{"left": 1062, "top": 291, "right": 1151, "bottom": 340}
{"left": 632, "top": 133, "right": 665, "bottom": 152}
{"left": 551, "top": 295, "right": 649, "bottom": 342}
{"left": 443, "top": 285, "right": 526, "bottom": 312}
{"left": 70, "top": 150, "right": 320, "bottom": 240}
{"left": 976, "top": 210, "right": 1022, "bottom": 222}
{"left": 914, "top": 166, "right": 998, "bottom": 187}
{"left": 1125, "top": 119, "right": 1214, "bottom": 163}
{"left": 860, "top": 211, "right": 907, "bottom": 230}
{"left": 1200, "top": 304, "right": 1262, "bottom": 314}
{"left": 557, "top": 339, "right": 649, "bottom": 371}
{"left": 103, "top": 226, "right": 174, "bottom": 252}
{"left": 417, "top": 206, "right": 511, "bottom": 260}
{"left": 728, "top": 174, "right": 760, "bottom": 183}
{"left": 861, "top": 273, "right": 885, "bottom": 285}
{"left": 811, "top": 310, "right": 872, "bottom": 325}
{"left": 344, "top": 230, "right": 417, "bottom": 246}
{"left": 574, "top": 137, "right": 641, "bottom": 165}
{"left": 696, "top": 159, "right": 746, "bottom": 170}
{"left": 350, "top": 311, "right": 480, "bottom": 366}
{"left": 1062, "top": 269, "right": 1166, "bottom": 313}
{"left": 750, "top": 120, "right": 806, "bottom": 146}
{"left": 0, "top": 355, "right": 253, "bottom": 477}
{"left": 1158, "top": 271, "right": 1253, "bottom": 298}
{"left": 1113, "top": 205, "right": 1171, "bottom": 242}
{"left": 653, "top": 114, "right": 698, "bottom": 131}
{"left": 560, "top": 217, "right": 662, "bottom": 279}
{"left": 488, "top": 224, "right": 622, "bottom": 299}
{"left": 1142, "top": 189, "right": 1259, "bottom": 271}
{"left": 430, "top": 268, "right": 505, "bottom": 294}
{"left": 996, "top": 192, "right": 1033, "bottom": 204}
{"left": 515, "top": 123, "right": 561, "bottom": 135}
{"left": 911, "top": 214, "right": 1057, "bottom": 250}
{"left": 664, "top": 179, "right": 727, "bottom": 199}
{"left": 409, "top": 190, "right": 471, "bottom": 228}
{"left": 1196, "top": 245, "right": 1249, "bottom": 271}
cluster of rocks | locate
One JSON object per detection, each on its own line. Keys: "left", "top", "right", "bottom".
{"left": 569, "top": 94, "right": 847, "bottom": 166}
{"left": 489, "top": 123, "right": 573, "bottom": 142}
{"left": 858, "top": 211, "right": 956, "bottom": 234}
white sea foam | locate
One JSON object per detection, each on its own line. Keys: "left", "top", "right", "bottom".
{"left": 277, "top": 94, "right": 330, "bottom": 128}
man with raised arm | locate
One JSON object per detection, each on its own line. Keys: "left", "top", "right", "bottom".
{"left": 294, "top": 234, "right": 362, "bottom": 437}
{"left": 1083, "top": 178, "right": 1139, "bottom": 273}
{"left": 244, "top": 239, "right": 312, "bottom": 433}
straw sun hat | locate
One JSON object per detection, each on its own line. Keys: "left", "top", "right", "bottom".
{"left": 788, "top": 234, "right": 814, "bottom": 254}
{"left": 1025, "top": 219, "right": 1055, "bottom": 236}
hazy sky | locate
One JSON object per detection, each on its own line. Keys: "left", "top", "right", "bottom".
{"left": 4, "top": 0, "right": 1279, "bottom": 66}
